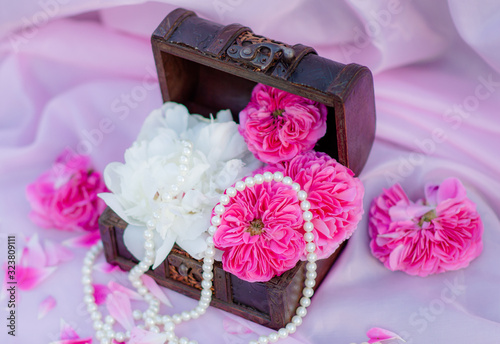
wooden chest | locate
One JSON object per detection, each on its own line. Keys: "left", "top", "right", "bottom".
{"left": 100, "top": 8, "right": 375, "bottom": 330}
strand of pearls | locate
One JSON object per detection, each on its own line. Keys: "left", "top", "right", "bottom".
{"left": 83, "top": 164, "right": 318, "bottom": 344}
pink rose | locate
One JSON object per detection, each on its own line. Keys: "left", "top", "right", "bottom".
{"left": 238, "top": 84, "right": 327, "bottom": 164}
{"left": 369, "top": 178, "right": 483, "bottom": 277}
{"left": 213, "top": 181, "right": 305, "bottom": 282}
{"left": 26, "top": 150, "right": 108, "bottom": 232}
{"left": 257, "top": 151, "right": 365, "bottom": 260}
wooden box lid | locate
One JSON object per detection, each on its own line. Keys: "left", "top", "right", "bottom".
{"left": 151, "top": 8, "right": 376, "bottom": 174}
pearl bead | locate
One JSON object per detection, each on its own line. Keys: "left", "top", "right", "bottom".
{"left": 307, "top": 252, "right": 317, "bottom": 262}
{"left": 132, "top": 309, "right": 142, "bottom": 320}
{"left": 245, "top": 177, "right": 255, "bottom": 187}
{"left": 179, "top": 338, "right": 189, "bottom": 344}
{"left": 304, "top": 222, "right": 314, "bottom": 232}
{"left": 285, "top": 323, "right": 296, "bottom": 334}
{"left": 258, "top": 336, "right": 269, "bottom": 343}
{"left": 220, "top": 194, "right": 230, "bottom": 205}
{"left": 254, "top": 174, "right": 264, "bottom": 184}
{"left": 205, "top": 247, "right": 215, "bottom": 257}
{"left": 202, "top": 263, "right": 212, "bottom": 272}
{"left": 282, "top": 176, "right": 293, "bottom": 185}
{"left": 303, "top": 211, "right": 313, "bottom": 222}
{"left": 306, "top": 271, "right": 317, "bottom": 280}
{"left": 249, "top": 341, "right": 258, "bottom": 344}
{"left": 306, "top": 242, "right": 316, "bottom": 252}
{"left": 181, "top": 311, "right": 191, "bottom": 321}
{"left": 304, "top": 232, "right": 314, "bottom": 242}
{"left": 278, "top": 328, "right": 289, "bottom": 338}
{"left": 146, "top": 220, "right": 156, "bottom": 229}
{"left": 201, "top": 280, "right": 212, "bottom": 289}
{"left": 87, "top": 304, "right": 97, "bottom": 312}
{"left": 81, "top": 276, "right": 91, "bottom": 285}
{"left": 182, "top": 140, "right": 192, "bottom": 148}
{"left": 306, "top": 262, "right": 317, "bottom": 271}
{"left": 226, "top": 187, "right": 237, "bottom": 197}
{"left": 214, "top": 204, "right": 225, "bottom": 215}
{"left": 144, "top": 230, "right": 154, "bottom": 240}
{"left": 263, "top": 171, "right": 273, "bottom": 182}
{"left": 105, "top": 315, "right": 115, "bottom": 324}
{"left": 177, "top": 175, "right": 185, "bottom": 184}
{"left": 273, "top": 171, "right": 284, "bottom": 182}
{"left": 291, "top": 183, "right": 301, "bottom": 192}
{"left": 164, "top": 321, "right": 175, "bottom": 331}
{"left": 268, "top": 332, "right": 279, "bottom": 342}
{"left": 115, "top": 332, "right": 125, "bottom": 342}
{"left": 208, "top": 226, "right": 217, "bottom": 236}
{"left": 150, "top": 326, "right": 160, "bottom": 333}
{"left": 235, "top": 181, "right": 246, "bottom": 191}
{"left": 93, "top": 321, "right": 103, "bottom": 330}
{"left": 152, "top": 210, "right": 160, "bottom": 219}
{"left": 293, "top": 315, "right": 304, "bottom": 326}
{"left": 144, "top": 240, "right": 154, "bottom": 250}
{"left": 95, "top": 330, "right": 104, "bottom": 340}
{"left": 179, "top": 164, "right": 188, "bottom": 173}
{"left": 300, "top": 200, "right": 311, "bottom": 211}
{"left": 305, "top": 279, "right": 316, "bottom": 288}
{"left": 172, "top": 314, "right": 182, "bottom": 324}
{"left": 300, "top": 297, "right": 311, "bottom": 307}
{"left": 190, "top": 309, "right": 200, "bottom": 319}
{"left": 182, "top": 147, "right": 192, "bottom": 156}
{"left": 204, "top": 257, "right": 214, "bottom": 265}
{"left": 102, "top": 323, "right": 112, "bottom": 331}
{"left": 179, "top": 155, "right": 189, "bottom": 164}
{"left": 91, "top": 311, "right": 101, "bottom": 321}
{"left": 165, "top": 331, "right": 176, "bottom": 340}
{"left": 145, "top": 317, "right": 155, "bottom": 327}
{"left": 303, "top": 287, "right": 314, "bottom": 298}
{"left": 211, "top": 216, "right": 221, "bottom": 226}
{"left": 296, "top": 306, "right": 307, "bottom": 317}
{"left": 202, "top": 272, "right": 213, "bottom": 280}
{"left": 297, "top": 190, "right": 307, "bottom": 201}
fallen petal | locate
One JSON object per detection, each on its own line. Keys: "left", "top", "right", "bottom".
{"left": 93, "top": 284, "right": 110, "bottom": 306}
{"left": 140, "top": 275, "right": 173, "bottom": 307}
{"left": 366, "top": 327, "right": 405, "bottom": 343}
{"left": 38, "top": 295, "right": 57, "bottom": 319}
{"left": 108, "top": 281, "right": 142, "bottom": 301}
{"left": 106, "top": 291, "right": 134, "bottom": 330}
{"left": 223, "top": 317, "right": 253, "bottom": 334}
{"left": 63, "top": 232, "right": 101, "bottom": 248}
{"left": 45, "top": 240, "right": 75, "bottom": 266}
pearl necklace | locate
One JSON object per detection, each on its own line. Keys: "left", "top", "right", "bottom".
{"left": 83, "top": 145, "right": 318, "bottom": 344}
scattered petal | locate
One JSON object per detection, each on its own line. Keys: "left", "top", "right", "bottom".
{"left": 140, "top": 275, "right": 173, "bottom": 307}
{"left": 45, "top": 240, "right": 74, "bottom": 266}
{"left": 106, "top": 291, "right": 134, "bottom": 330}
{"left": 108, "top": 281, "right": 142, "bottom": 301}
{"left": 94, "top": 262, "right": 122, "bottom": 274}
{"left": 38, "top": 295, "right": 57, "bottom": 319}
{"left": 93, "top": 284, "right": 110, "bottom": 306}
{"left": 60, "top": 319, "right": 79, "bottom": 340}
{"left": 367, "top": 327, "right": 405, "bottom": 343}
{"left": 223, "top": 317, "right": 253, "bottom": 335}
{"left": 20, "top": 234, "right": 46, "bottom": 268}
{"left": 128, "top": 327, "right": 168, "bottom": 344}
{"left": 63, "top": 232, "right": 101, "bottom": 248}
{"left": 16, "top": 265, "right": 57, "bottom": 290}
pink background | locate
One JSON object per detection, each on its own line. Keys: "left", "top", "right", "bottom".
{"left": 1, "top": 1, "right": 500, "bottom": 343}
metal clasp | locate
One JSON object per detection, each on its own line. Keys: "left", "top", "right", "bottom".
{"left": 227, "top": 42, "right": 294, "bottom": 71}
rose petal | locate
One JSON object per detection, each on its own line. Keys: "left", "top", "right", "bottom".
{"left": 366, "top": 327, "right": 405, "bottom": 343}
{"left": 60, "top": 319, "right": 79, "bottom": 340}
{"left": 93, "top": 284, "right": 110, "bottom": 306}
{"left": 21, "top": 234, "right": 46, "bottom": 268}
{"left": 17, "top": 265, "right": 57, "bottom": 290}
{"left": 45, "top": 240, "right": 74, "bottom": 266}
{"left": 38, "top": 295, "right": 57, "bottom": 319}
{"left": 108, "top": 281, "right": 142, "bottom": 301}
{"left": 106, "top": 291, "right": 134, "bottom": 330}
{"left": 140, "top": 275, "right": 173, "bottom": 307}
{"left": 63, "top": 232, "right": 101, "bottom": 248}
{"left": 94, "top": 262, "right": 122, "bottom": 274}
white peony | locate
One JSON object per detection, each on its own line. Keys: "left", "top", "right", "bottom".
{"left": 100, "top": 102, "right": 262, "bottom": 268}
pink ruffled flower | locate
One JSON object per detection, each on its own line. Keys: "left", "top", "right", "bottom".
{"left": 257, "top": 151, "right": 364, "bottom": 259}
{"left": 369, "top": 178, "right": 483, "bottom": 277}
{"left": 213, "top": 181, "right": 305, "bottom": 282}
{"left": 26, "top": 150, "right": 108, "bottom": 232}
{"left": 238, "top": 84, "right": 327, "bottom": 164}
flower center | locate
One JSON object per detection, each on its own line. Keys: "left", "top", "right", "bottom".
{"left": 272, "top": 109, "right": 284, "bottom": 118}
{"left": 418, "top": 209, "right": 437, "bottom": 227}
{"left": 247, "top": 219, "right": 264, "bottom": 236}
